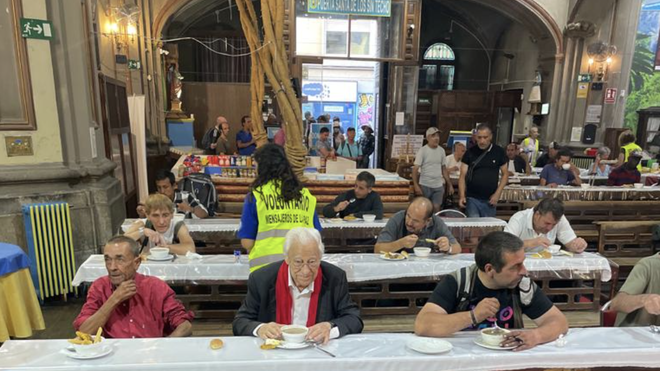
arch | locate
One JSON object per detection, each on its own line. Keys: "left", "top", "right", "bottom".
{"left": 423, "top": 43, "right": 455, "bottom": 61}
{"left": 467, "top": 0, "right": 563, "bottom": 56}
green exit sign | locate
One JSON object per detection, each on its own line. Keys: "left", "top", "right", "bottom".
{"left": 128, "top": 60, "right": 141, "bottom": 70}
{"left": 20, "top": 18, "right": 53, "bottom": 40}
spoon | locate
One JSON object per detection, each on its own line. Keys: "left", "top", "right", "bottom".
{"left": 651, "top": 325, "right": 660, "bottom": 334}
{"left": 348, "top": 198, "right": 356, "bottom": 203}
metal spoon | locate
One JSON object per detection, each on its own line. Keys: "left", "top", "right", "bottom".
{"left": 305, "top": 340, "right": 336, "bottom": 357}
{"left": 348, "top": 198, "right": 356, "bottom": 203}
{"left": 650, "top": 325, "right": 660, "bottom": 334}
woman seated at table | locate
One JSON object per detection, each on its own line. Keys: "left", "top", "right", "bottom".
{"left": 124, "top": 193, "right": 195, "bottom": 255}
{"left": 589, "top": 146, "right": 613, "bottom": 177}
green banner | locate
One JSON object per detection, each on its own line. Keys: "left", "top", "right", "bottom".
{"left": 20, "top": 18, "right": 53, "bottom": 40}
{"left": 308, "top": 0, "right": 391, "bottom": 17}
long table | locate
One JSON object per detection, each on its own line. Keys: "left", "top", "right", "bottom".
{"left": 499, "top": 185, "right": 660, "bottom": 201}
{"left": 73, "top": 252, "right": 612, "bottom": 316}
{"left": 2, "top": 328, "right": 660, "bottom": 371}
{"left": 121, "top": 217, "right": 508, "bottom": 253}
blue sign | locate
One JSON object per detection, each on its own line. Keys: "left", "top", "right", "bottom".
{"left": 308, "top": 0, "right": 391, "bottom": 17}
{"left": 302, "top": 83, "right": 324, "bottom": 97}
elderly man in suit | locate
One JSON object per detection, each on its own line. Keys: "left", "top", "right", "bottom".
{"left": 233, "top": 227, "right": 363, "bottom": 344}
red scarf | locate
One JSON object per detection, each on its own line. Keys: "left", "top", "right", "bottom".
{"left": 275, "top": 261, "right": 323, "bottom": 327}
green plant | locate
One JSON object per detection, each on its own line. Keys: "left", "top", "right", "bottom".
{"left": 629, "top": 33, "right": 656, "bottom": 92}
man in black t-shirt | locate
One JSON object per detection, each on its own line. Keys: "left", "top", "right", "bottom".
{"left": 414, "top": 232, "right": 567, "bottom": 351}
{"left": 458, "top": 124, "right": 508, "bottom": 217}
{"left": 322, "top": 171, "right": 384, "bottom": 219}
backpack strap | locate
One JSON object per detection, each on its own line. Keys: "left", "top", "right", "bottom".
{"left": 454, "top": 264, "right": 478, "bottom": 313}
{"left": 173, "top": 220, "right": 185, "bottom": 244}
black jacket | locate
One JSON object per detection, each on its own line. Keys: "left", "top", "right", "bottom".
{"left": 322, "top": 190, "right": 384, "bottom": 219}
{"left": 232, "top": 261, "right": 364, "bottom": 337}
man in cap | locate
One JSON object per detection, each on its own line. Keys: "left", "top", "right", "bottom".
{"left": 413, "top": 127, "right": 453, "bottom": 213}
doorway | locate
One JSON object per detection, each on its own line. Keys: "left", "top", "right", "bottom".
{"left": 301, "top": 59, "right": 381, "bottom": 167}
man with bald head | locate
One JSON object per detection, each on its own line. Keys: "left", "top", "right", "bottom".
{"left": 375, "top": 197, "right": 461, "bottom": 254}
{"left": 233, "top": 228, "right": 363, "bottom": 344}
{"left": 205, "top": 116, "right": 229, "bottom": 155}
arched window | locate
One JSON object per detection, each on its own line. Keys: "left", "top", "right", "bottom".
{"left": 424, "top": 43, "right": 455, "bottom": 61}
{"left": 421, "top": 43, "right": 455, "bottom": 90}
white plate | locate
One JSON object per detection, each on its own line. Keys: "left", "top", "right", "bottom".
{"left": 407, "top": 337, "right": 453, "bottom": 354}
{"left": 147, "top": 254, "right": 174, "bottom": 261}
{"left": 379, "top": 254, "right": 407, "bottom": 261}
{"left": 277, "top": 341, "right": 312, "bottom": 350}
{"left": 473, "top": 337, "right": 516, "bottom": 351}
{"left": 61, "top": 345, "right": 113, "bottom": 360}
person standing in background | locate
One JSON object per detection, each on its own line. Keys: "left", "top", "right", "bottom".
{"left": 337, "top": 127, "right": 363, "bottom": 163}
{"left": 236, "top": 116, "right": 256, "bottom": 156}
{"left": 617, "top": 131, "right": 643, "bottom": 171}
{"left": 359, "top": 125, "right": 375, "bottom": 168}
{"left": 413, "top": 127, "right": 453, "bottom": 213}
{"left": 215, "top": 120, "right": 232, "bottom": 155}
{"left": 332, "top": 117, "right": 345, "bottom": 151}
{"left": 522, "top": 126, "right": 540, "bottom": 166}
{"left": 459, "top": 124, "right": 508, "bottom": 217}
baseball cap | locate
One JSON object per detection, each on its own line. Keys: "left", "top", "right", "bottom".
{"left": 426, "top": 127, "right": 440, "bottom": 136}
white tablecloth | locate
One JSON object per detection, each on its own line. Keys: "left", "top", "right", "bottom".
{"left": 71, "top": 252, "right": 611, "bottom": 286}
{"left": 121, "top": 217, "right": 507, "bottom": 233}
{"left": 2, "top": 328, "right": 659, "bottom": 371}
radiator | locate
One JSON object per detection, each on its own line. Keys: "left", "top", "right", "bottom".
{"left": 22, "top": 202, "right": 77, "bottom": 301}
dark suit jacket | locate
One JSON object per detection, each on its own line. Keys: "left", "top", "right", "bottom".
{"left": 232, "top": 261, "right": 363, "bottom": 337}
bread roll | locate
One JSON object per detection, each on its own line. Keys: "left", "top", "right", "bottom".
{"left": 210, "top": 338, "right": 224, "bottom": 350}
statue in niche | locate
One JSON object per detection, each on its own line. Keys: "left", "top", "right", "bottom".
{"left": 164, "top": 44, "right": 187, "bottom": 119}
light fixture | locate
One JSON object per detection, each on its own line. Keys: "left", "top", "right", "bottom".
{"left": 586, "top": 42, "right": 617, "bottom": 81}
{"left": 127, "top": 23, "right": 137, "bottom": 42}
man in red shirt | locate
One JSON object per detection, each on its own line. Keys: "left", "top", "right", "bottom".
{"left": 73, "top": 236, "right": 193, "bottom": 338}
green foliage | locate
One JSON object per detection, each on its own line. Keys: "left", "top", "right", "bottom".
{"left": 625, "top": 33, "right": 660, "bottom": 132}
{"left": 629, "top": 33, "right": 656, "bottom": 92}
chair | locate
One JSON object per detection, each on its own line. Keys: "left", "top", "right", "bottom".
{"left": 600, "top": 300, "right": 617, "bottom": 327}
{"left": 435, "top": 209, "right": 467, "bottom": 219}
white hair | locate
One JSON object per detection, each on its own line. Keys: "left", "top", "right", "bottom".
{"left": 598, "top": 146, "right": 611, "bottom": 157}
{"left": 283, "top": 228, "right": 324, "bottom": 256}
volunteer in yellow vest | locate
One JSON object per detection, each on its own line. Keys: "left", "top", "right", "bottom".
{"left": 522, "top": 126, "right": 540, "bottom": 166}
{"left": 238, "top": 143, "right": 321, "bottom": 271}
{"left": 617, "top": 130, "right": 643, "bottom": 171}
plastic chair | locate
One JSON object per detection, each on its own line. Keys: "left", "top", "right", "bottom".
{"left": 435, "top": 209, "right": 467, "bottom": 219}
{"left": 600, "top": 300, "right": 617, "bottom": 327}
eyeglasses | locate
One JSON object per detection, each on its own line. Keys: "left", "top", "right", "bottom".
{"left": 290, "top": 259, "right": 320, "bottom": 270}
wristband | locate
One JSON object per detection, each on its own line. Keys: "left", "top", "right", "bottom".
{"left": 470, "top": 309, "right": 478, "bottom": 326}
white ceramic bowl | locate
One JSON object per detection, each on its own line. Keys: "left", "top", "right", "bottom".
{"left": 548, "top": 244, "right": 561, "bottom": 254}
{"left": 414, "top": 247, "right": 431, "bottom": 257}
{"left": 580, "top": 184, "right": 590, "bottom": 189}
{"left": 362, "top": 214, "right": 376, "bottom": 222}
{"left": 150, "top": 247, "right": 170, "bottom": 259}
{"left": 480, "top": 328, "right": 510, "bottom": 347}
{"left": 281, "top": 325, "right": 308, "bottom": 344}
{"left": 634, "top": 183, "right": 644, "bottom": 189}
{"left": 173, "top": 214, "right": 186, "bottom": 223}
{"left": 72, "top": 336, "right": 105, "bottom": 355}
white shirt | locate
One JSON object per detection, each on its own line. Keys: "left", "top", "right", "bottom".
{"left": 504, "top": 208, "right": 577, "bottom": 247}
{"left": 253, "top": 268, "right": 340, "bottom": 339}
{"left": 444, "top": 154, "right": 461, "bottom": 177}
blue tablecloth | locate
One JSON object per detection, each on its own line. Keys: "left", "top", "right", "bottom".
{"left": 0, "top": 243, "right": 29, "bottom": 276}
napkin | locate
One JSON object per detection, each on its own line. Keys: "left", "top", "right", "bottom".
{"left": 186, "top": 251, "right": 203, "bottom": 260}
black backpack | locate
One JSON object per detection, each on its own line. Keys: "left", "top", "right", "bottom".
{"left": 201, "top": 127, "right": 217, "bottom": 151}
{"left": 178, "top": 173, "right": 217, "bottom": 217}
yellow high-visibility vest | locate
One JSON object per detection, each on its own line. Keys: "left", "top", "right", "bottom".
{"left": 621, "top": 142, "right": 643, "bottom": 171}
{"left": 249, "top": 180, "right": 316, "bottom": 272}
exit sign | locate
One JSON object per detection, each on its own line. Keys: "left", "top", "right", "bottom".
{"left": 128, "top": 60, "right": 141, "bottom": 70}
{"left": 20, "top": 18, "right": 53, "bottom": 40}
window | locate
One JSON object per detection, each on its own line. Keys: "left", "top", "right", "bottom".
{"left": 295, "top": 0, "right": 403, "bottom": 60}
{"left": 423, "top": 43, "right": 455, "bottom": 61}
{"left": 420, "top": 43, "right": 455, "bottom": 90}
